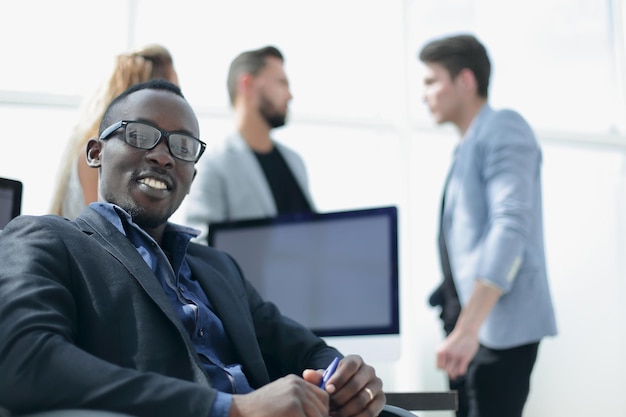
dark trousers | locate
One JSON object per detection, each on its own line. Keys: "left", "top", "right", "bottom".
{"left": 449, "top": 342, "right": 539, "bottom": 417}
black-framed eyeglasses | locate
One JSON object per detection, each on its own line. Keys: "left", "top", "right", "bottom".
{"left": 98, "top": 120, "right": 206, "bottom": 163}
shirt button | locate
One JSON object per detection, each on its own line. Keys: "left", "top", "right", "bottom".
{"left": 198, "top": 329, "right": 205, "bottom": 337}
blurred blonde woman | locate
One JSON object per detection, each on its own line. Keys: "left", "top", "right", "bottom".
{"left": 49, "top": 44, "right": 179, "bottom": 218}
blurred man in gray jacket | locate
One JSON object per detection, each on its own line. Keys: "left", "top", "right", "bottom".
{"left": 185, "top": 46, "right": 314, "bottom": 243}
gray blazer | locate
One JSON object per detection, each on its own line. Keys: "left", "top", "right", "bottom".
{"left": 443, "top": 104, "right": 557, "bottom": 349}
{"left": 184, "top": 133, "right": 315, "bottom": 243}
{"left": 0, "top": 209, "right": 339, "bottom": 416}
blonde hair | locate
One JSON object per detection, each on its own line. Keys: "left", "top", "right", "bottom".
{"left": 49, "top": 44, "right": 176, "bottom": 216}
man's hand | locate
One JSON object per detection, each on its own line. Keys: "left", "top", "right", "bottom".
{"left": 436, "top": 327, "right": 479, "bottom": 380}
{"left": 230, "top": 374, "right": 329, "bottom": 417}
{"left": 304, "top": 355, "right": 385, "bottom": 417}
{"left": 436, "top": 279, "right": 502, "bottom": 380}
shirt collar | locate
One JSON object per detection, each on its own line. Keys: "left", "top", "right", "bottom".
{"left": 89, "top": 202, "right": 200, "bottom": 241}
{"left": 463, "top": 103, "right": 492, "bottom": 142}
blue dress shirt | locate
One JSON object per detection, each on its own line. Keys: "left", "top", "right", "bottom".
{"left": 91, "top": 203, "right": 254, "bottom": 417}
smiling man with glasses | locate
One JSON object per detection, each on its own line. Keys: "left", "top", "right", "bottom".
{"left": 0, "top": 79, "right": 385, "bottom": 417}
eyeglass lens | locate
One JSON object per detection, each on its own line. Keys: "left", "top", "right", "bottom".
{"left": 126, "top": 122, "right": 201, "bottom": 162}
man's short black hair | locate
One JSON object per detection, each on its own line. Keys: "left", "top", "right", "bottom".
{"left": 226, "top": 45, "right": 284, "bottom": 106}
{"left": 419, "top": 33, "right": 491, "bottom": 98}
{"left": 99, "top": 79, "right": 185, "bottom": 134}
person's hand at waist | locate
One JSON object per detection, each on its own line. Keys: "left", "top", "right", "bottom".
{"left": 437, "top": 279, "right": 502, "bottom": 380}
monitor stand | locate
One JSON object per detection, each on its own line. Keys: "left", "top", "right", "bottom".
{"left": 322, "top": 334, "right": 401, "bottom": 363}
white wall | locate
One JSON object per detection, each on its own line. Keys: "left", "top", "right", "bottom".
{"left": 1, "top": 1, "right": 626, "bottom": 416}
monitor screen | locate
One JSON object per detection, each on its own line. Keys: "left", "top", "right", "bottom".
{"left": 0, "top": 177, "right": 22, "bottom": 229}
{"left": 208, "top": 206, "right": 399, "bottom": 338}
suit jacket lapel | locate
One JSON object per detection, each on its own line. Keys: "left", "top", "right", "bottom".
{"left": 442, "top": 146, "right": 460, "bottom": 230}
{"left": 443, "top": 105, "right": 494, "bottom": 228}
{"left": 75, "top": 209, "right": 209, "bottom": 384}
{"left": 227, "top": 133, "right": 276, "bottom": 214}
{"left": 186, "top": 251, "right": 269, "bottom": 387}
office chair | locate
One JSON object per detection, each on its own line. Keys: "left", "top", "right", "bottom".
{"left": 8, "top": 392, "right": 457, "bottom": 417}
{"left": 13, "top": 407, "right": 418, "bottom": 417}
{"left": 13, "top": 412, "right": 133, "bottom": 417}
{"left": 381, "top": 404, "right": 419, "bottom": 417}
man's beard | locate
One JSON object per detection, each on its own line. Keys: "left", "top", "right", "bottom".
{"left": 126, "top": 205, "right": 168, "bottom": 229}
{"left": 104, "top": 188, "right": 171, "bottom": 230}
{"left": 259, "top": 95, "right": 287, "bottom": 128}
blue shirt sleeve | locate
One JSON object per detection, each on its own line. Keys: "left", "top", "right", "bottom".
{"left": 210, "top": 392, "right": 232, "bottom": 417}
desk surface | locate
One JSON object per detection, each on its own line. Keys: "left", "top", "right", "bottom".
{"left": 384, "top": 392, "right": 458, "bottom": 411}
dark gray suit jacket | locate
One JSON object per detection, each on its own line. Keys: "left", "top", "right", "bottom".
{"left": 0, "top": 208, "right": 340, "bottom": 417}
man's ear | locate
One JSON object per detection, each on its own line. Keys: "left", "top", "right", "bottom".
{"left": 239, "top": 73, "right": 255, "bottom": 97}
{"left": 86, "top": 138, "right": 102, "bottom": 168}
{"left": 457, "top": 68, "right": 478, "bottom": 93}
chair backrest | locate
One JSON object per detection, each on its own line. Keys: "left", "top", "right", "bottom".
{"left": 0, "top": 177, "right": 23, "bottom": 229}
{"left": 384, "top": 391, "right": 458, "bottom": 412}
{"left": 380, "top": 404, "right": 417, "bottom": 417}
{"left": 16, "top": 411, "right": 135, "bottom": 417}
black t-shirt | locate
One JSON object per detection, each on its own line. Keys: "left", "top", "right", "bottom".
{"left": 253, "top": 147, "right": 312, "bottom": 214}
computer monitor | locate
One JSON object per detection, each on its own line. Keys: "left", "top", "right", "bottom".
{"left": 208, "top": 206, "right": 400, "bottom": 361}
{"left": 0, "top": 177, "right": 23, "bottom": 229}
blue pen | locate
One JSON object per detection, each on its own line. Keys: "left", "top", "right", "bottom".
{"left": 319, "top": 357, "right": 340, "bottom": 389}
